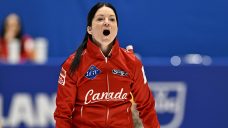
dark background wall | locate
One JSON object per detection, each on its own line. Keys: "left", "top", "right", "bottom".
{"left": 0, "top": 0, "right": 227, "bottom": 57}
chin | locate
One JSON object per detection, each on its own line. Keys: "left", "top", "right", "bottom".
{"left": 101, "top": 40, "right": 112, "bottom": 45}
{"left": 104, "top": 36, "right": 115, "bottom": 41}
{"left": 102, "top": 37, "right": 110, "bottom": 42}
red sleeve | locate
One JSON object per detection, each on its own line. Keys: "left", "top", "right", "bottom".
{"left": 131, "top": 58, "right": 160, "bottom": 128}
{"left": 54, "top": 59, "right": 77, "bottom": 128}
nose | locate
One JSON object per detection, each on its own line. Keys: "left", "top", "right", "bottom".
{"left": 104, "top": 18, "right": 109, "bottom": 27}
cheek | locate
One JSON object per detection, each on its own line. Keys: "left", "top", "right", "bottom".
{"left": 112, "top": 23, "right": 118, "bottom": 30}
{"left": 113, "top": 26, "right": 118, "bottom": 35}
{"left": 92, "top": 25, "right": 102, "bottom": 34}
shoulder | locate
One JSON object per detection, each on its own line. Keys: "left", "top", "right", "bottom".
{"left": 62, "top": 48, "right": 87, "bottom": 69}
{"left": 119, "top": 48, "right": 135, "bottom": 61}
{"left": 62, "top": 52, "right": 75, "bottom": 71}
{"left": 119, "top": 48, "right": 142, "bottom": 67}
{"left": 118, "top": 48, "right": 143, "bottom": 80}
{"left": 0, "top": 38, "right": 4, "bottom": 44}
{"left": 21, "top": 34, "right": 32, "bottom": 42}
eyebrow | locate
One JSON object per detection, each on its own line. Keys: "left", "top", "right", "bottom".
{"left": 96, "top": 14, "right": 115, "bottom": 17}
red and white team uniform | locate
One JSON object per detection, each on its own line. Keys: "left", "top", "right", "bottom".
{"left": 54, "top": 38, "right": 160, "bottom": 128}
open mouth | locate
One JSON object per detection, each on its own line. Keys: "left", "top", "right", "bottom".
{"left": 103, "top": 30, "right": 110, "bottom": 36}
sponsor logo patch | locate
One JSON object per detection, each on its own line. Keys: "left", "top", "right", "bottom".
{"left": 112, "top": 69, "right": 128, "bottom": 76}
{"left": 58, "top": 67, "right": 66, "bottom": 86}
{"left": 85, "top": 65, "right": 101, "bottom": 80}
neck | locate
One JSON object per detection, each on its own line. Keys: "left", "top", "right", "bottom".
{"left": 91, "top": 38, "right": 114, "bottom": 57}
{"left": 100, "top": 43, "right": 112, "bottom": 57}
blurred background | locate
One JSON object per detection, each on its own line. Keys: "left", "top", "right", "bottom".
{"left": 0, "top": 0, "right": 228, "bottom": 128}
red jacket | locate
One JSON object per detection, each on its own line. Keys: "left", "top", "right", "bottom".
{"left": 0, "top": 35, "right": 31, "bottom": 62}
{"left": 54, "top": 38, "right": 160, "bottom": 128}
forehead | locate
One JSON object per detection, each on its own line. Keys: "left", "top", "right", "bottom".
{"left": 95, "top": 6, "right": 116, "bottom": 17}
{"left": 6, "top": 15, "right": 19, "bottom": 24}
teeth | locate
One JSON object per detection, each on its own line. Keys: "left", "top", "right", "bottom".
{"left": 103, "top": 30, "right": 110, "bottom": 36}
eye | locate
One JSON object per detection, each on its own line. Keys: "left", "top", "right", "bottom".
{"left": 109, "top": 18, "right": 116, "bottom": 22}
{"left": 97, "top": 17, "right": 104, "bottom": 21}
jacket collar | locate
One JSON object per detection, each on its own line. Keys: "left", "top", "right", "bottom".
{"left": 86, "top": 38, "right": 120, "bottom": 59}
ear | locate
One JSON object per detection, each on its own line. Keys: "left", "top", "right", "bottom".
{"left": 87, "top": 26, "right": 92, "bottom": 35}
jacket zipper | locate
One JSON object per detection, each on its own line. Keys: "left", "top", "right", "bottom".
{"left": 105, "top": 57, "right": 108, "bottom": 63}
{"left": 100, "top": 50, "right": 111, "bottom": 126}
{"left": 127, "top": 107, "right": 130, "bottom": 123}
{"left": 80, "top": 106, "right": 83, "bottom": 118}
{"left": 105, "top": 58, "right": 110, "bottom": 126}
{"left": 106, "top": 106, "right": 110, "bottom": 123}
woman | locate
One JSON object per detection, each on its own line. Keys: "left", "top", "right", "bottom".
{"left": 0, "top": 13, "right": 34, "bottom": 63}
{"left": 54, "top": 2, "right": 160, "bottom": 128}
